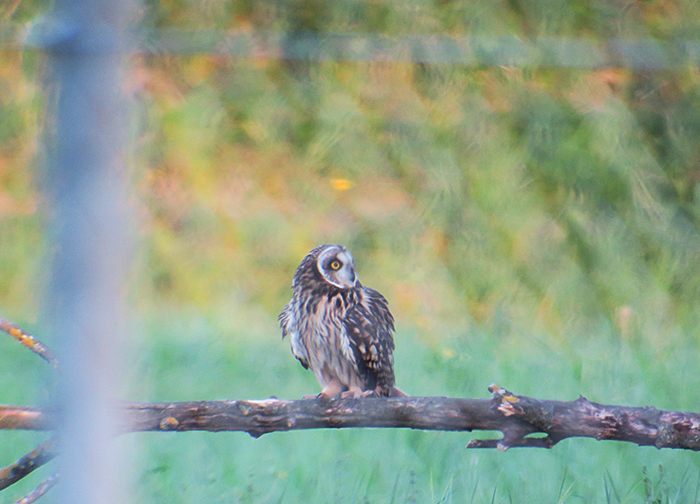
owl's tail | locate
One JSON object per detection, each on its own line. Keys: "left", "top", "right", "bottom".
{"left": 389, "top": 386, "right": 408, "bottom": 397}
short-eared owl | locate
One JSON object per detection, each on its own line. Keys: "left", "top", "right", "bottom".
{"left": 279, "top": 244, "right": 405, "bottom": 398}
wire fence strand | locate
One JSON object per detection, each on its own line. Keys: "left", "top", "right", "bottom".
{"left": 2, "top": 22, "right": 698, "bottom": 70}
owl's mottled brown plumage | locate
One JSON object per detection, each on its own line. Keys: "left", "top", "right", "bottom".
{"left": 279, "top": 244, "right": 404, "bottom": 398}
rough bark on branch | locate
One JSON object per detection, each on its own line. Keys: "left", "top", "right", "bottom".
{"left": 0, "top": 439, "right": 57, "bottom": 492}
{"left": 1, "top": 386, "right": 700, "bottom": 451}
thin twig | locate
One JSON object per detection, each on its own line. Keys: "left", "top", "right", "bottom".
{"left": 13, "top": 474, "right": 58, "bottom": 504}
{"left": 0, "top": 318, "right": 60, "bottom": 497}
{"left": 0, "top": 319, "right": 58, "bottom": 368}
{"left": 0, "top": 439, "right": 58, "bottom": 492}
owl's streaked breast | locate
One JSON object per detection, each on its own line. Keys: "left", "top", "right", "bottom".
{"left": 294, "top": 292, "right": 358, "bottom": 388}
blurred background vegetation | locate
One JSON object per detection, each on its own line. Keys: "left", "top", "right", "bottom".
{"left": 2, "top": 0, "right": 700, "bottom": 502}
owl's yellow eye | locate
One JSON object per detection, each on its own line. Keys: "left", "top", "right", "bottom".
{"left": 330, "top": 260, "right": 341, "bottom": 270}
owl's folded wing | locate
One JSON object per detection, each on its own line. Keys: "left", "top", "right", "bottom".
{"left": 344, "top": 287, "right": 396, "bottom": 394}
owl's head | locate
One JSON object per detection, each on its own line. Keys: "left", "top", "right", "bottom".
{"left": 296, "top": 244, "right": 358, "bottom": 290}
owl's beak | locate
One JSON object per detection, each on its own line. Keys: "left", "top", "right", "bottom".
{"left": 334, "top": 267, "right": 357, "bottom": 288}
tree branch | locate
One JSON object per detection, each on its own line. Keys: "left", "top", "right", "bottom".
{"left": 0, "top": 439, "right": 58, "bottom": 492}
{"left": 2, "top": 386, "right": 700, "bottom": 450}
{"left": 13, "top": 474, "right": 58, "bottom": 504}
{"left": 0, "top": 407, "right": 49, "bottom": 431}
{"left": 0, "top": 319, "right": 58, "bottom": 368}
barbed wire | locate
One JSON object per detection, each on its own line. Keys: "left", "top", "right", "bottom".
{"left": 1, "top": 21, "right": 698, "bottom": 70}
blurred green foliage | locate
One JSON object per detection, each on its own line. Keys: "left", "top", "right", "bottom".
{"left": 2, "top": 0, "right": 700, "bottom": 502}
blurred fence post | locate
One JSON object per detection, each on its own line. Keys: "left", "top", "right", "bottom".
{"left": 44, "top": 0, "right": 134, "bottom": 503}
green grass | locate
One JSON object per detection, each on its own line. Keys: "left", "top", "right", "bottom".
{"left": 130, "top": 310, "right": 700, "bottom": 503}
{"left": 4, "top": 307, "right": 698, "bottom": 503}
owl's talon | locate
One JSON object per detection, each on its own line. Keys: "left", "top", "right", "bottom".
{"left": 316, "top": 394, "right": 335, "bottom": 403}
{"left": 318, "top": 379, "right": 344, "bottom": 399}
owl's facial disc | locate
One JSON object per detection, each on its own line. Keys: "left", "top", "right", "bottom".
{"left": 317, "top": 246, "right": 358, "bottom": 289}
